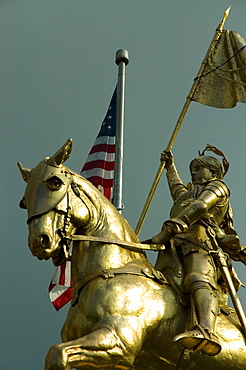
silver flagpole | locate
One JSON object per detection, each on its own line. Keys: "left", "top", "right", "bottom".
{"left": 113, "top": 49, "right": 129, "bottom": 213}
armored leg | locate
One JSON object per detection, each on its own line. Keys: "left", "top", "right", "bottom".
{"left": 174, "top": 250, "right": 221, "bottom": 356}
{"left": 174, "top": 285, "right": 221, "bottom": 356}
{"left": 193, "top": 285, "right": 218, "bottom": 333}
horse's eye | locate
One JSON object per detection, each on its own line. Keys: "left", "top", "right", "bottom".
{"left": 46, "top": 176, "right": 64, "bottom": 190}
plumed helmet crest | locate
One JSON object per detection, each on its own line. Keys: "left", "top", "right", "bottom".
{"left": 190, "top": 144, "right": 229, "bottom": 179}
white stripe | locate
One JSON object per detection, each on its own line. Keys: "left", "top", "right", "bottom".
{"left": 49, "top": 285, "right": 69, "bottom": 302}
{"left": 84, "top": 151, "right": 115, "bottom": 163}
{"left": 64, "top": 260, "right": 71, "bottom": 286}
{"left": 81, "top": 167, "right": 114, "bottom": 179}
{"left": 51, "top": 266, "right": 61, "bottom": 285}
{"left": 98, "top": 185, "right": 104, "bottom": 193}
{"left": 50, "top": 247, "right": 73, "bottom": 286}
{"left": 93, "top": 136, "right": 115, "bottom": 145}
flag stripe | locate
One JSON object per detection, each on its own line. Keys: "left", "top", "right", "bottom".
{"left": 81, "top": 151, "right": 115, "bottom": 165}
{"left": 83, "top": 151, "right": 115, "bottom": 163}
{"left": 89, "top": 143, "right": 116, "bottom": 154}
{"left": 59, "top": 262, "right": 66, "bottom": 286}
{"left": 81, "top": 170, "right": 114, "bottom": 181}
{"left": 89, "top": 136, "right": 116, "bottom": 146}
{"left": 51, "top": 264, "right": 61, "bottom": 284}
{"left": 82, "top": 160, "right": 115, "bottom": 172}
{"left": 101, "top": 187, "right": 112, "bottom": 199}
{"left": 49, "top": 286, "right": 72, "bottom": 309}
{"left": 86, "top": 176, "right": 114, "bottom": 187}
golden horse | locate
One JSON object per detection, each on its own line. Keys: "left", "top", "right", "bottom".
{"left": 18, "top": 139, "right": 246, "bottom": 370}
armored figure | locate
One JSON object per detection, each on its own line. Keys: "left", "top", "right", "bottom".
{"left": 150, "top": 146, "right": 246, "bottom": 356}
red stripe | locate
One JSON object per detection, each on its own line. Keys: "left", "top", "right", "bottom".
{"left": 89, "top": 143, "right": 115, "bottom": 154}
{"left": 87, "top": 176, "right": 114, "bottom": 188}
{"left": 48, "top": 282, "right": 56, "bottom": 291}
{"left": 59, "top": 263, "right": 66, "bottom": 285}
{"left": 103, "top": 188, "right": 112, "bottom": 200}
{"left": 52, "top": 288, "right": 72, "bottom": 311}
{"left": 82, "top": 160, "right": 114, "bottom": 172}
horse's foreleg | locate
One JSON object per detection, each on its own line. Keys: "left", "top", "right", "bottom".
{"left": 45, "top": 327, "right": 134, "bottom": 370}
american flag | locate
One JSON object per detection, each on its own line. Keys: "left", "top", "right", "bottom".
{"left": 49, "top": 87, "right": 117, "bottom": 310}
{"left": 80, "top": 88, "right": 116, "bottom": 200}
{"left": 48, "top": 259, "right": 73, "bottom": 311}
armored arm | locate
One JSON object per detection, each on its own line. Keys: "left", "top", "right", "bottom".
{"left": 165, "top": 180, "right": 230, "bottom": 234}
{"left": 151, "top": 179, "right": 232, "bottom": 245}
{"left": 161, "top": 150, "right": 187, "bottom": 200}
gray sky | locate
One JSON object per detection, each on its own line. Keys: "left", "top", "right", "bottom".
{"left": 1, "top": 1, "right": 246, "bottom": 369}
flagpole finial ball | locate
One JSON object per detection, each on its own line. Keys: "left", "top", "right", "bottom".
{"left": 115, "top": 49, "right": 129, "bottom": 66}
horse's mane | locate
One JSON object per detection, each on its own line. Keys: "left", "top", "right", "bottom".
{"left": 66, "top": 165, "right": 138, "bottom": 242}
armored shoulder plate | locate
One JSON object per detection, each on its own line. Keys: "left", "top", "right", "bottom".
{"left": 204, "top": 180, "right": 230, "bottom": 198}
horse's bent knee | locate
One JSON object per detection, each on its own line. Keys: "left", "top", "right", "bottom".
{"left": 45, "top": 344, "right": 68, "bottom": 370}
{"left": 45, "top": 329, "right": 135, "bottom": 370}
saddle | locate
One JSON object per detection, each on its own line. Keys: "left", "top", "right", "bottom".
{"left": 155, "top": 238, "right": 242, "bottom": 308}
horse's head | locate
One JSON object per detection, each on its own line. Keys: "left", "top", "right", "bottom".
{"left": 18, "top": 139, "right": 90, "bottom": 265}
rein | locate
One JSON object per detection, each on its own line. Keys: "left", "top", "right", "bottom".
{"left": 60, "top": 183, "right": 165, "bottom": 253}
{"left": 27, "top": 182, "right": 165, "bottom": 255}
{"left": 68, "top": 234, "right": 165, "bottom": 251}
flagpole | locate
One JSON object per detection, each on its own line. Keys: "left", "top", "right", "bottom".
{"left": 135, "top": 6, "right": 231, "bottom": 236}
{"left": 114, "top": 49, "right": 129, "bottom": 213}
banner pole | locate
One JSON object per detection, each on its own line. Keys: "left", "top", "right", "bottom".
{"left": 135, "top": 7, "right": 231, "bottom": 236}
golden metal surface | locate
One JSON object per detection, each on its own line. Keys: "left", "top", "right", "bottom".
{"left": 135, "top": 7, "right": 246, "bottom": 235}
{"left": 19, "top": 139, "right": 246, "bottom": 369}
{"left": 193, "top": 30, "right": 246, "bottom": 108}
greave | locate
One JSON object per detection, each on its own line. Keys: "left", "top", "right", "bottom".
{"left": 173, "top": 285, "right": 221, "bottom": 356}
{"left": 192, "top": 287, "right": 219, "bottom": 333}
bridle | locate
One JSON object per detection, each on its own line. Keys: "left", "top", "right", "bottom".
{"left": 24, "top": 181, "right": 165, "bottom": 259}
{"left": 56, "top": 192, "right": 73, "bottom": 259}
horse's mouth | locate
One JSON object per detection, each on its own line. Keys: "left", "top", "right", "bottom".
{"left": 33, "top": 244, "right": 65, "bottom": 265}
{"left": 30, "top": 231, "right": 69, "bottom": 264}
{"left": 51, "top": 242, "right": 66, "bottom": 266}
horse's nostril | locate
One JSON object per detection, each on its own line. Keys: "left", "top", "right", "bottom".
{"left": 40, "top": 234, "right": 50, "bottom": 248}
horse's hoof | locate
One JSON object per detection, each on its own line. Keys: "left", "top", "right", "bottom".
{"left": 173, "top": 326, "right": 221, "bottom": 356}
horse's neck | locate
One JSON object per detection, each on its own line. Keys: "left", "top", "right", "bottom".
{"left": 71, "top": 184, "right": 147, "bottom": 283}
{"left": 71, "top": 241, "right": 148, "bottom": 285}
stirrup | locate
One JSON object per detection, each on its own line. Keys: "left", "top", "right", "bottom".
{"left": 173, "top": 325, "right": 221, "bottom": 356}
{"left": 200, "top": 330, "right": 221, "bottom": 356}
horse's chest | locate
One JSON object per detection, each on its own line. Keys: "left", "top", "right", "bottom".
{"left": 62, "top": 275, "right": 165, "bottom": 342}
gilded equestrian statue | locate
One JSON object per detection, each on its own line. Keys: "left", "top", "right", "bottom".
{"left": 18, "top": 139, "right": 246, "bottom": 370}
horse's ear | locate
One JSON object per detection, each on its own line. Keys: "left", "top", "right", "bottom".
{"left": 17, "top": 162, "right": 31, "bottom": 183}
{"left": 47, "top": 138, "right": 73, "bottom": 166}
